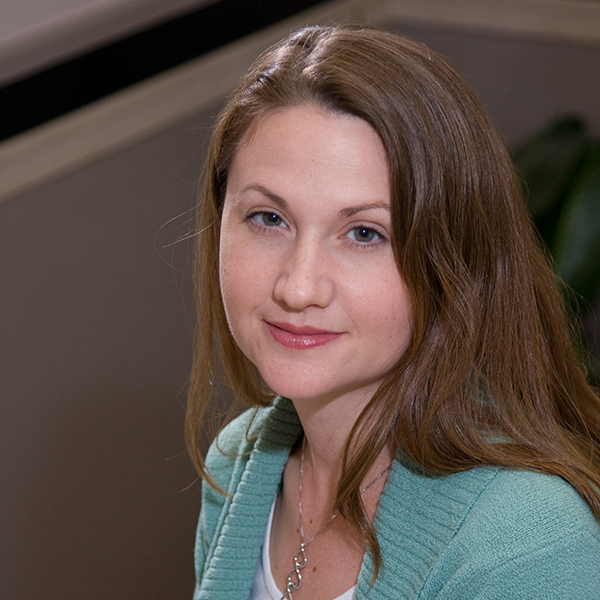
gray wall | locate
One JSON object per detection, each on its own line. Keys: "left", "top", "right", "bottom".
{"left": 391, "top": 23, "right": 600, "bottom": 142}
{"left": 1, "top": 19, "right": 599, "bottom": 600}
{"left": 0, "top": 112, "right": 214, "bottom": 599}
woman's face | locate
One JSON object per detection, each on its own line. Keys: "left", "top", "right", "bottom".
{"left": 219, "top": 106, "right": 412, "bottom": 406}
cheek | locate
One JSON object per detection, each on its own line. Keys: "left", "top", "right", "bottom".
{"left": 219, "top": 233, "right": 270, "bottom": 323}
{"left": 219, "top": 238, "right": 249, "bottom": 320}
{"left": 389, "top": 285, "right": 413, "bottom": 352}
{"left": 351, "top": 270, "right": 412, "bottom": 347}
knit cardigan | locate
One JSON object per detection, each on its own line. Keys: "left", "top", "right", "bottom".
{"left": 193, "top": 397, "right": 600, "bottom": 599}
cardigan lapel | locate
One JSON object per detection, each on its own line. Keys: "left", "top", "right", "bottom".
{"left": 198, "top": 398, "right": 302, "bottom": 600}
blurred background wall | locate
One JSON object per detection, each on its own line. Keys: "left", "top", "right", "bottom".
{"left": 1, "top": 1, "right": 599, "bottom": 598}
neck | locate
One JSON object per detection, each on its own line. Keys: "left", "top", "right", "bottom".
{"left": 292, "top": 391, "right": 365, "bottom": 479}
{"left": 289, "top": 387, "right": 392, "bottom": 501}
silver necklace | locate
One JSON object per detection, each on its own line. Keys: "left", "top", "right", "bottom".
{"left": 281, "top": 437, "right": 392, "bottom": 600}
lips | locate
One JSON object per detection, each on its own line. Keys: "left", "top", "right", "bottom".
{"left": 265, "top": 321, "right": 342, "bottom": 349}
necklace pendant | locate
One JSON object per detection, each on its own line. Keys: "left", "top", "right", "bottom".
{"left": 282, "top": 542, "right": 307, "bottom": 600}
{"left": 294, "top": 543, "right": 307, "bottom": 568}
{"left": 282, "top": 568, "right": 301, "bottom": 599}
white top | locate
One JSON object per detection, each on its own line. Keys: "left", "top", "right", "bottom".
{"left": 249, "top": 500, "right": 357, "bottom": 600}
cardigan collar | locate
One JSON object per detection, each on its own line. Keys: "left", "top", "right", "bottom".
{"left": 201, "top": 397, "right": 497, "bottom": 600}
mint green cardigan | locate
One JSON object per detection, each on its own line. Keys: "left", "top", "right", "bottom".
{"left": 193, "top": 397, "right": 600, "bottom": 599}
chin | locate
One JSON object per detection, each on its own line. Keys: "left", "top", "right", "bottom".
{"left": 262, "top": 370, "right": 378, "bottom": 407}
{"left": 260, "top": 371, "right": 333, "bottom": 402}
{"left": 263, "top": 380, "right": 325, "bottom": 402}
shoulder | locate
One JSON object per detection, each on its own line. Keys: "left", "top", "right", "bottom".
{"left": 462, "top": 469, "right": 600, "bottom": 550}
{"left": 204, "top": 405, "right": 272, "bottom": 490}
{"left": 426, "top": 469, "right": 600, "bottom": 598}
{"left": 206, "top": 406, "right": 268, "bottom": 462}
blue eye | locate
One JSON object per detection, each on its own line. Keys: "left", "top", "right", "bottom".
{"left": 347, "top": 226, "right": 380, "bottom": 243}
{"left": 252, "top": 212, "right": 286, "bottom": 227}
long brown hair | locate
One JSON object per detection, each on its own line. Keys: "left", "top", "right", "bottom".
{"left": 186, "top": 24, "right": 600, "bottom": 574}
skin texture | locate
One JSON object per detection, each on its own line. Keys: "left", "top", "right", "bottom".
{"left": 219, "top": 105, "right": 411, "bottom": 422}
{"left": 219, "top": 105, "right": 410, "bottom": 597}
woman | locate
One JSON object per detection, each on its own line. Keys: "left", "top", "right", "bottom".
{"left": 186, "top": 24, "right": 600, "bottom": 599}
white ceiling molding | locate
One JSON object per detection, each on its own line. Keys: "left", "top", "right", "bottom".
{"left": 0, "top": 0, "right": 370, "bottom": 203}
{"left": 1, "top": 0, "right": 599, "bottom": 204}
{"left": 0, "top": 0, "right": 216, "bottom": 86}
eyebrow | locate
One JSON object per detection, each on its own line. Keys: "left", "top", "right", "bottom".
{"left": 338, "top": 203, "right": 390, "bottom": 218}
{"left": 240, "top": 184, "right": 390, "bottom": 218}
{"left": 240, "top": 184, "right": 289, "bottom": 210}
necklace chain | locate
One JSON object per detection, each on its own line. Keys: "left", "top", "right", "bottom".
{"left": 281, "top": 436, "right": 391, "bottom": 600}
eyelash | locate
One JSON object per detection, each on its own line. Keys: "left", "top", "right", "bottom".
{"left": 247, "top": 211, "right": 288, "bottom": 231}
{"left": 246, "top": 210, "right": 387, "bottom": 249}
{"left": 344, "top": 225, "right": 386, "bottom": 249}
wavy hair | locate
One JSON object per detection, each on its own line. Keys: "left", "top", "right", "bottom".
{"left": 185, "top": 24, "right": 600, "bottom": 575}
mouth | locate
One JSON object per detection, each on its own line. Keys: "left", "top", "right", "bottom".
{"left": 265, "top": 321, "right": 342, "bottom": 349}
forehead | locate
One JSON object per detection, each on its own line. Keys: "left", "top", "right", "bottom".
{"left": 240, "top": 104, "right": 385, "bottom": 155}
{"left": 228, "top": 105, "right": 390, "bottom": 204}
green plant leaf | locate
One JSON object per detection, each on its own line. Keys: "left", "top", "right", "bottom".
{"left": 512, "top": 117, "right": 587, "bottom": 222}
{"left": 553, "top": 142, "right": 600, "bottom": 310}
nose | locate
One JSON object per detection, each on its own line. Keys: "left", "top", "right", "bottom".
{"left": 273, "top": 238, "right": 334, "bottom": 310}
